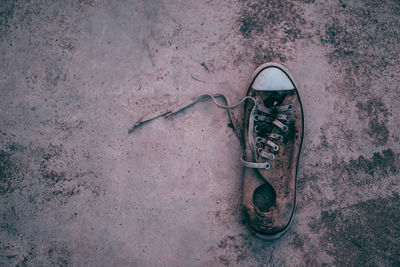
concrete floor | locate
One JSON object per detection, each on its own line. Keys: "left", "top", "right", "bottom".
{"left": 1, "top": 0, "right": 399, "bottom": 266}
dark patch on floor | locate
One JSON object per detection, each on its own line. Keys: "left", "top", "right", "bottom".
{"left": 319, "top": 194, "right": 400, "bottom": 266}
{"left": 0, "top": 145, "right": 24, "bottom": 196}
{"left": 356, "top": 97, "right": 390, "bottom": 146}
{"left": 0, "top": 137, "right": 100, "bottom": 265}
{"left": 338, "top": 149, "right": 398, "bottom": 187}
{"left": 207, "top": 231, "right": 298, "bottom": 265}
{"left": 238, "top": 0, "right": 307, "bottom": 39}
{"left": 207, "top": 233, "right": 253, "bottom": 265}
{"left": 318, "top": 127, "right": 330, "bottom": 149}
{"left": 237, "top": 0, "right": 312, "bottom": 65}
{"left": 0, "top": 0, "right": 95, "bottom": 94}
{"left": 319, "top": 0, "right": 400, "bottom": 98}
{"left": 7, "top": 242, "right": 72, "bottom": 266}
{"left": 0, "top": 136, "right": 101, "bottom": 205}
{"left": 297, "top": 148, "right": 399, "bottom": 213}
{"left": 289, "top": 232, "right": 324, "bottom": 266}
{"left": 0, "top": 0, "right": 17, "bottom": 39}
{"left": 1, "top": 205, "right": 20, "bottom": 236}
{"left": 39, "top": 143, "right": 70, "bottom": 186}
{"left": 44, "top": 243, "right": 72, "bottom": 266}
{"left": 349, "top": 148, "right": 396, "bottom": 175}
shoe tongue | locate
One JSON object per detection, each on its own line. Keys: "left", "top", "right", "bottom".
{"left": 262, "top": 92, "right": 286, "bottom": 107}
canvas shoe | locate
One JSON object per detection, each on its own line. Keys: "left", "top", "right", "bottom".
{"left": 241, "top": 63, "right": 304, "bottom": 239}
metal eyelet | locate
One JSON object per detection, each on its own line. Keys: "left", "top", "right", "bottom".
{"left": 254, "top": 114, "right": 259, "bottom": 122}
{"left": 270, "top": 154, "right": 275, "bottom": 160}
{"left": 288, "top": 104, "right": 294, "bottom": 110}
{"left": 254, "top": 125, "right": 261, "bottom": 133}
{"left": 256, "top": 136, "right": 262, "bottom": 144}
{"left": 265, "top": 162, "right": 271, "bottom": 170}
{"left": 282, "top": 125, "right": 288, "bottom": 132}
{"left": 278, "top": 136, "right": 284, "bottom": 142}
{"left": 258, "top": 147, "right": 263, "bottom": 154}
{"left": 273, "top": 145, "right": 279, "bottom": 152}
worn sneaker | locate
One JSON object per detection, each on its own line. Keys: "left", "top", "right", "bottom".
{"left": 241, "top": 63, "right": 304, "bottom": 239}
{"left": 128, "top": 62, "right": 303, "bottom": 240}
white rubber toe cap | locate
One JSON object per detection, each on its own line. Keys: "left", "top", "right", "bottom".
{"left": 252, "top": 67, "right": 294, "bottom": 91}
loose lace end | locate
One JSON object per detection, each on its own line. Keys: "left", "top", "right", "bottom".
{"left": 128, "top": 109, "right": 172, "bottom": 134}
{"left": 128, "top": 97, "right": 199, "bottom": 133}
{"left": 128, "top": 93, "right": 253, "bottom": 137}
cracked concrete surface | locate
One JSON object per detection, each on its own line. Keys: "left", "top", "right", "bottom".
{"left": 1, "top": 0, "right": 399, "bottom": 266}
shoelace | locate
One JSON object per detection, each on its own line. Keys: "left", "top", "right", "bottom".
{"left": 240, "top": 100, "right": 293, "bottom": 170}
{"left": 129, "top": 93, "right": 292, "bottom": 170}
